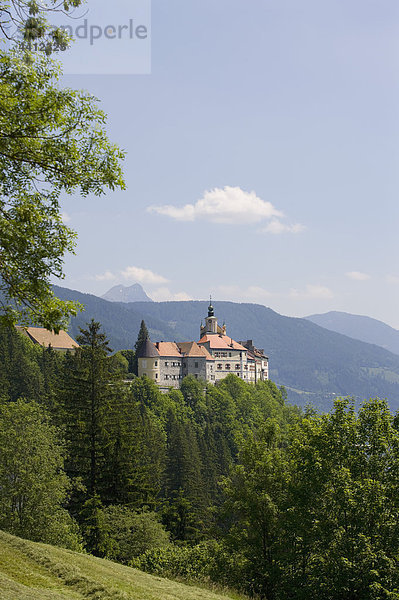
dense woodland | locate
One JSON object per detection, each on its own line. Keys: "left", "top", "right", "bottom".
{"left": 1, "top": 321, "right": 399, "bottom": 599}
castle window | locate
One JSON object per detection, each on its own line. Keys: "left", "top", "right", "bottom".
{"left": 235, "top": 364, "right": 240, "bottom": 370}
{"left": 226, "top": 364, "right": 231, "bottom": 370}
{"left": 165, "top": 361, "right": 168, "bottom": 367}
{"left": 195, "top": 362, "right": 198, "bottom": 368}
{"left": 155, "top": 361, "right": 158, "bottom": 366}
{"left": 217, "top": 363, "right": 222, "bottom": 370}
{"left": 229, "top": 352, "right": 232, "bottom": 357}
{"left": 155, "top": 373, "right": 158, "bottom": 379}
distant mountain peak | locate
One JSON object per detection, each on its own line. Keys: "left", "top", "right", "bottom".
{"left": 101, "top": 283, "right": 153, "bottom": 303}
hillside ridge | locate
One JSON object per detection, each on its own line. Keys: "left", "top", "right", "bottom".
{"left": 306, "top": 310, "right": 399, "bottom": 356}
{"left": 53, "top": 285, "right": 399, "bottom": 409}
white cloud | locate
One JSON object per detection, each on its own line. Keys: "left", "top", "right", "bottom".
{"left": 218, "top": 284, "right": 272, "bottom": 302}
{"left": 95, "top": 270, "right": 117, "bottom": 282}
{"left": 121, "top": 266, "right": 169, "bottom": 285}
{"left": 148, "top": 186, "right": 283, "bottom": 225}
{"left": 151, "top": 287, "right": 193, "bottom": 302}
{"left": 346, "top": 271, "right": 371, "bottom": 281}
{"left": 260, "top": 219, "right": 305, "bottom": 234}
{"left": 290, "top": 284, "right": 334, "bottom": 299}
{"left": 386, "top": 275, "right": 399, "bottom": 284}
{"left": 61, "top": 211, "right": 71, "bottom": 223}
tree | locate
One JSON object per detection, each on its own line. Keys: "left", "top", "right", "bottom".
{"left": 222, "top": 398, "right": 399, "bottom": 599}
{"left": 120, "top": 349, "right": 135, "bottom": 373}
{"left": 0, "top": 1, "right": 83, "bottom": 54}
{"left": 79, "top": 494, "right": 112, "bottom": 557}
{"left": 281, "top": 398, "right": 399, "bottom": 600}
{"left": 221, "top": 420, "right": 288, "bottom": 599}
{"left": 0, "top": 46, "right": 124, "bottom": 330}
{"left": 101, "top": 391, "right": 166, "bottom": 508}
{"left": 133, "top": 320, "right": 149, "bottom": 375}
{"left": 0, "top": 398, "right": 81, "bottom": 549}
{"left": 162, "top": 409, "right": 207, "bottom": 542}
{"left": 62, "top": 320, "right": 114, "bottom": 498}
{"left": 103, "top": 506, "right": 170, "bottom": 564}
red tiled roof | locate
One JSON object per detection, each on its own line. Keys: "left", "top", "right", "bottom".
{"left": 198, "top": 334, "right": 247, "bottom": 351}
{"left": 177, "top": 342, "right": 215, "bottom": 360}
{"left": 155, "top": 342, "right": 182, "bottom": 357}
{"left": 177, "top": 342, "right": 202, "bottom": 356}
{"left": 17, "top": 326, "right": 79, "bottom": 350}
{"left": 198, "top": 345, "right": 214, "bottom": 360}
{"left": 177, "top": 341, "right": 215, "bottom": 360}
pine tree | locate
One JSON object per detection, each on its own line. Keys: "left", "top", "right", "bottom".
{"left": 162, "top": 410, "right": 207, "bottom": 541}
{"left": 132, "top": 320, "right": 149, "bottom": 375}
{"left": 62, "top": 320, "right": 114, "bottom": 503}
{"left": 101, "top": 390, "right": 166, "bottom": 508}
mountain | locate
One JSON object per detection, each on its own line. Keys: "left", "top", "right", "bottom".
{"left": 54, "top": 285, "right": 178, "bottom": 350}
{"left": 306, "top": 311, "right": 399, "bottom": 356}
{"left": 54, "top": 285, "right": 399, "bottom": 410}
{"left": 101, "top": 283, "right": 153, "bottom": 303}
{"left": 0, "top": 530, "right": 235, "bottom": 600}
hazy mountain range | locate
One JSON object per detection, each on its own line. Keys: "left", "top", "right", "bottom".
{"left": 53, "top": 285, "right": 399, "bottom": 410}
{"left": 306, "top": 311, "right": 399, "bottom": 356}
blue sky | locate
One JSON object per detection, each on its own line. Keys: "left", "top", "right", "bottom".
{"left": 56, "top": 0, "right": 399, "bottom": 328}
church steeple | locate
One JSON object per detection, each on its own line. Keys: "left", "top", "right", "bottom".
{"left": 199, "top": 295, "right": 218, "bottom": 336}
{"left": 208, "top": 296, "right": 214, "bottom": 317}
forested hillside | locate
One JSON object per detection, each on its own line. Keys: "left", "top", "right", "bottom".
{"left": 2, "top": 323, "right": 399, "bottom": 599}
{"left": 54, "top": 285, "right": 399, "bottom": 409}
{"left": 0, "top": 323, "right": 298, "bottom": 553}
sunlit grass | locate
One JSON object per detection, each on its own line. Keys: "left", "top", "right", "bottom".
{"left": 0, "top": 530, "right": 244, "bottom": 600}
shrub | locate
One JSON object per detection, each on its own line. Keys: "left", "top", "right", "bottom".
{"left": 103, "top": 506, "right": 170, "bottom": 564}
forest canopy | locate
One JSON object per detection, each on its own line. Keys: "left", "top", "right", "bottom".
{"left": 2, "top": 323, "right": 399, "bottom": 599}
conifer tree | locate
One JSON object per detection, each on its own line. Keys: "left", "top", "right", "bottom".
{"left": 62, "top": 320, "right": 114, "bottom": 501}
{"left": 163, "top": 410, "right": 207, "bottom": 541}
{"left": 132, "top": 319, "right": 149, "bottom": 375}
{"left": 101, "top": 391, "right": 166, "bottom": 508}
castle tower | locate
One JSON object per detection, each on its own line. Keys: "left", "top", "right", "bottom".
{"left": 205, "top": 299, "right": 218, "bottom": 334}
{"left": 200, "top": 298, "right": 222, "bottom": 338}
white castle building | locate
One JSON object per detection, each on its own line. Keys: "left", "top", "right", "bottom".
{"left": 137, "top": 301, "right": 269, "bottom": 390}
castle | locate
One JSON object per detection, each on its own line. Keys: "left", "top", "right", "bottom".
{"left": 137, "top": 301, "right": 269, "bottom": 390}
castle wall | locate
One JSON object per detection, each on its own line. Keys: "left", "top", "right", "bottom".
{"left": 138, "top": 356, "right": 160, "bottom": 382}
{"left": 159, "top": 356, "right": 182, "bottom": 389}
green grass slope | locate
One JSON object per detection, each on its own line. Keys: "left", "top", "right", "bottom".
{"left": 0, "top": 531, "right": 243, "bottom": 600}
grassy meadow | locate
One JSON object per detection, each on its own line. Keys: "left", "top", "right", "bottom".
{"left": 0, "top": 530, "right": 245, "bottom": 600}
